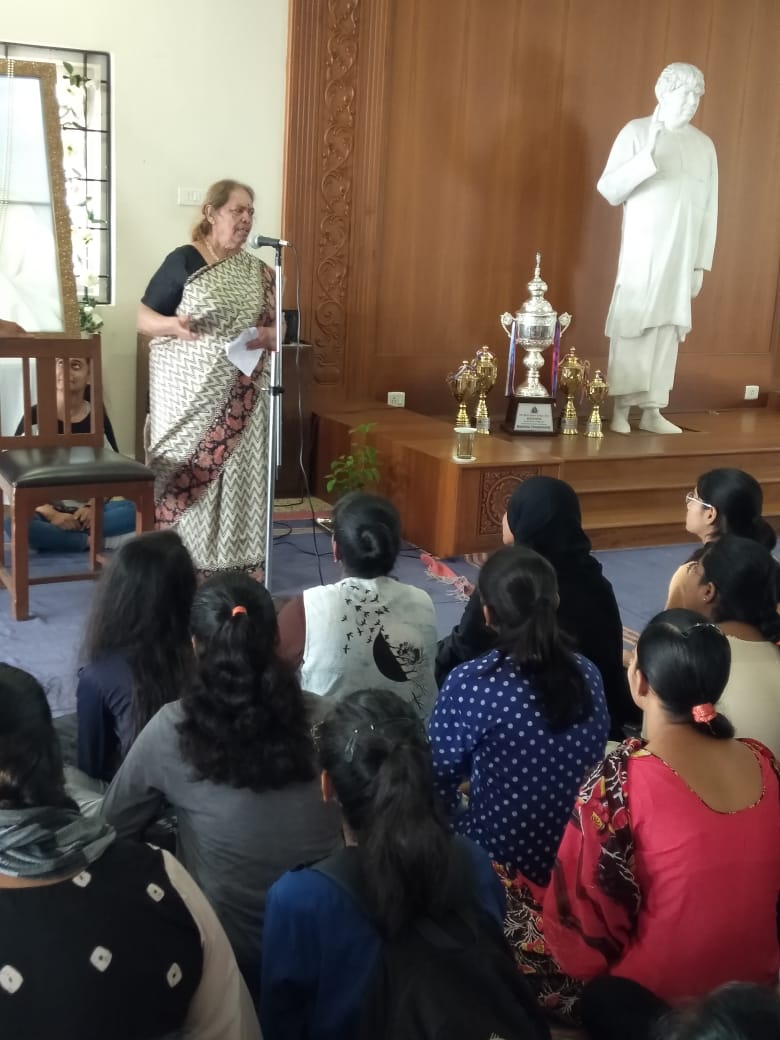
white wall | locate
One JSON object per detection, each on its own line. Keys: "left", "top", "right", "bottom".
{"left": 4, "top": 1, "right": 289, "bottom": 450}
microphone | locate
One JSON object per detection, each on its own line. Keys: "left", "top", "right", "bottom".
{"left": 249, "top": 234, "right": 291, "bottom": 249}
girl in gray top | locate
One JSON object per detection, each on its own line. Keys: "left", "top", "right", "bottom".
{"left": 102, "top": 572, "right": 341, "bottom": 996}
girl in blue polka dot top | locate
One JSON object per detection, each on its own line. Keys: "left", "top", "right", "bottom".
{"left": 429, "top": 545, "right": 609, "bottom": 885}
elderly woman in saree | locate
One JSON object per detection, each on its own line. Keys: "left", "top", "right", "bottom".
{"left": 137, "top": 178, "right": 275, "bottom": 574}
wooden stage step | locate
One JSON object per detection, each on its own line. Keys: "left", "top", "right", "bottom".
{"left": 313, "top": 405, "right": 780, "bottom": 555}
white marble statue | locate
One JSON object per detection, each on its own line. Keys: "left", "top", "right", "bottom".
{"left": 597, "top": 62, "right": 718, "bottom": 434}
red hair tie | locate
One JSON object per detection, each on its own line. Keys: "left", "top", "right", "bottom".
{"left": 231, "top": 605, "right": 247, "bottom": 617}
{"left": 692, "top": 703, "right": 716, "bottom": 724}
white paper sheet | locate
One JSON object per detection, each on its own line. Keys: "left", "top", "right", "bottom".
{"left": 224, "top": 326, "right": 264, "bottom": 376}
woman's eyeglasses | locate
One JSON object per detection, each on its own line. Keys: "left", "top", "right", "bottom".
{"left": 685, "top": 490, "right": 713, "bottom": 509}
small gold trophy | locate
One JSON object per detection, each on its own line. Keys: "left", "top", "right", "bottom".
{"left": 446, "top": 360, "right": 477, "bottom": 427}
{"left": 472, "top": 346, "right": 499, "bottom": 435}
{"left": 585, "top": 369, "right": 609, "bottom": 438}
{"left": 557, "top": 346, "right": 589, "bottom": 435}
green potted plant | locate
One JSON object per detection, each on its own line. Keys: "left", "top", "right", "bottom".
{"left": 325, "top": 421, "right": 380, "bottom": 497}
{"left": 319, "top": 422, "right": 380, "bottom": 531}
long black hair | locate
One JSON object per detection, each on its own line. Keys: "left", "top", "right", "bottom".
{"left": 82, "top": 530, "right": 197, "bottom": 740}
{"left": 178, "top": 572, "right": 315, "bottom": 791}
{"left": 660, "top": 982, "right": 780, "bottom": 1040}
{"left": 478, "top": 545, "right": 590, "bottom": 729}
{"left": 697, "top": 468, "right": 776, "bottom": 548}
{"left": 332, "top": 492, "right": 401, "bottom": 579}
{"left": 699, "top": 535, "right": 780, "bottom": 642}
{"left": 0, "top": 664, "right": 71, "bottom": 810}
{"left": 317, "top": 688, "right": 450, "bottom": 935}
{"left": 636, "top": 609, "right": 734, "bottom": 739}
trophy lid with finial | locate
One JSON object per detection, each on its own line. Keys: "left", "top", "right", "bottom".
{"left": 519, "top": 253, "right": 554, "bottom": 317}
{"left": 508, "top": 252, "right": 564, "bottom": 345}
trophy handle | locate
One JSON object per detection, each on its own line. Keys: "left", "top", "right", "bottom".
{"left": 500, "top": 312, "right": 515, "bottom": 339}
{"left": 558, "top": 312, "right": 572, "bottom": 337}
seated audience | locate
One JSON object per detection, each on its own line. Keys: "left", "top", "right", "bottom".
{"left": 429, "top": 545, "right": 609, "bottom": 884}
{"left": 101, "top": 572, "right": 341, "bottom": 993}
{"left": 666, "top": 467, "right": 777, "bottom": 608}
{"left": 77, "top": 530, "right": 197, "bottom": 781}
{"left": 674, "top": 534, "right": 780, "bottom": 757}
{"left": 4, "top": 355, "right": 135, "bottom": 552}
{"left": 0, "top": 663, "right": 259, "bottom": 1040}
{"left": 536, "top": 610, "right": 780, "bottom": 1040}
{"left": 260, "top": 688, "right": 547, "bottom": 1040}
{"left": 435, "top": 476, "right": 635, "bottom": 739}
{"left": 276, "top": 492, "right": 438, "bottom": 716}
{"left": 660, "top": 982, "right": 780, "bottom": 1040}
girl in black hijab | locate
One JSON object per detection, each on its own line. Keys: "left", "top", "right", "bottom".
{"left": 436, "top": 476, "right": 637, "bottom": 738}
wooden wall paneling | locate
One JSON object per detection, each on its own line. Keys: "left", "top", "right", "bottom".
{"left": 283, "top": 0, "right": 361, "bottom": 406}
{"left": 772, "top": 257, "right": 780, "bottom": 388}
{"left": 284, "top": 0, "right": 780, "bottom": 421}
{"left": 371, "top": 0, "right": 572, "bottom": 413}
{"left": 343, "top": 0, "right": 393, "bottom": 399}
{"left": 684, "top": 1, "right": 778, "bottom": 349}
{"left": 282, "top": 1, "right": 323, "bottom": 366}
{"left": 551, "top": 2, "right": 671, "bottom": 373}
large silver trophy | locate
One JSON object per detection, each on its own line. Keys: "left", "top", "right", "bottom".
{"left": 500, "top": 253, "right": 571, "bottom": 434}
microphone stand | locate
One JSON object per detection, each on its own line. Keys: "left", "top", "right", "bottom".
{"left": 262, "top": 242, "right": 284, "bottom": 591}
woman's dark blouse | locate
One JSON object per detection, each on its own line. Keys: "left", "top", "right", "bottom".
{"left": 76, "top": 653, "right": 136, "bottom": 782}
{"left": 15, "top": 405, "right": 118, "bottom": 452}
{"left": 141, "top": 244, "right": 206, "bottom": 317}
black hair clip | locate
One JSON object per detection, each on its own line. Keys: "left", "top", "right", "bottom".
{"left": 682, "top": 621, "right": 722, "bottom": 637}
{"left": 344, "top": 724, "right": 373, "bottom": 763}
{"left": 343, "top": 716, "right": 425, "bottom": 763}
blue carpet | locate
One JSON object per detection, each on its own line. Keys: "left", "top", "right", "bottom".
{"left": 1, "top": 526, "right": 693, "bottom": 718}
{"left": 594, "top": 542, "right": 691, "bottom": 636}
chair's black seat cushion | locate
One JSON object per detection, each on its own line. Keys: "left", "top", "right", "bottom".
{"left": 0, "top": 447, "right": 155, "bottom": 488}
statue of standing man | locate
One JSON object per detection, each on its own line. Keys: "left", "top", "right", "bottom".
{"left": 597, "top": 62, "right": 718, "bottom": 434}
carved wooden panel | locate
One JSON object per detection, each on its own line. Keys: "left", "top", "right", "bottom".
{"left": 478, "top": 469, "right": 540, "bottom": 536}
{"left": 311, "top": 0, "right": 359, "bottom": 384}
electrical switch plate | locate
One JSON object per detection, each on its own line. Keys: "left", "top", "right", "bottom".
{"left": 177, "top": 187, "right": 204, "bottom": 206}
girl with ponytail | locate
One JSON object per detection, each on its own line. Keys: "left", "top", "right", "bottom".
{"left": 429, "top": 545, "right": 609, "bottom": 885}
{"left": 102, "top": 572, "right": 341, "bottom": 992}
{"left": 260, "top": 689, "right": 510, "bottom": 1040}
{"left": 528, "top": 608, "right": 780, "bottom": 1040}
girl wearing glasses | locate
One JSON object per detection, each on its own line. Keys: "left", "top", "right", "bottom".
{"left": 666, "top": 468, "right": 777, "bottom": 608}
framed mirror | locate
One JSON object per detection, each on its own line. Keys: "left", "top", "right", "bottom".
{"left": 0, "top": 58, "right": 79, "bottom": 335}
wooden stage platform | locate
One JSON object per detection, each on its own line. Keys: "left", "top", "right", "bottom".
{"left": 313, "top": 404, "right": 780, "bottom": 557}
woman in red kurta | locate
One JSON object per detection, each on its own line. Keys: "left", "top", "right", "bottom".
{"left": 498, "top": 608, "right": 780, "bottom": 1039}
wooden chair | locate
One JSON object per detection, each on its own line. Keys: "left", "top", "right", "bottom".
{"left": 0, "top": 335, "right": 155, "bottom": 620}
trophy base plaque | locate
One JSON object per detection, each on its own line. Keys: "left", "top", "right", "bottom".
{"left": 502, "top": 395, "right": 557, "bottom": 436}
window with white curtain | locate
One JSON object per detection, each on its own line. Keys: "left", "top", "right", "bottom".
{"left": 1, "top": 41, "right": 112, "bottom": 304}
